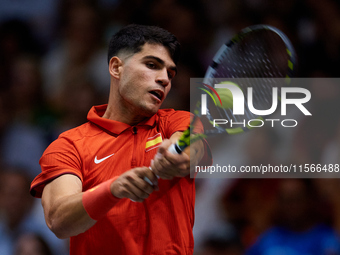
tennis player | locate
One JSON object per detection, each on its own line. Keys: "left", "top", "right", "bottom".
{"left": 30, "top": 24, "right": 211, "bottom": 255}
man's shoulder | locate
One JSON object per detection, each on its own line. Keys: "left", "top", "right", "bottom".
{"left": 58, "top": 122, "right": 102, "bottom": 142}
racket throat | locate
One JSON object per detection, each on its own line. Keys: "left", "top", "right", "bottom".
{"left": 169, "top": 143, "right": 183, "bottom": 154}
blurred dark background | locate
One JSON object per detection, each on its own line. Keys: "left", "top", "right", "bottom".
{"left": 0, "top": 0, "right": 339, "bottom": 254}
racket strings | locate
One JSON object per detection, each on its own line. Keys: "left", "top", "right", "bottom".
{"left": 204, "top": 28, "right": 292, "bottom": 127}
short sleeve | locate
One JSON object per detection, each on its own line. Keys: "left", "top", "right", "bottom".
{"left": 30, "top": 137, "right": 83, "bottom": 198}
{"left": 162, "top": 110, "right": 191, "bottom": 138}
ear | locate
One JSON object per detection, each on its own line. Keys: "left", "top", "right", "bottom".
{"left": 109, "top": 57, "right": 123, "bottom": 79}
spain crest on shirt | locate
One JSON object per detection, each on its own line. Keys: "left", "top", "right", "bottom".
{"left": 145, "top": 133, "right": 162, "bottom": 152}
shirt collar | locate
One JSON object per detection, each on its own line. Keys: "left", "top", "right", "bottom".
{"left": 87, "top": 104, "right": 157, "bottom": 135}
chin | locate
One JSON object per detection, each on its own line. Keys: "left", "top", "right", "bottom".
{"left": 147, "top": 108, "right": 159, "bottom": 116}
{"left": 139, "top": 105, "right": 159, "bottom": 117}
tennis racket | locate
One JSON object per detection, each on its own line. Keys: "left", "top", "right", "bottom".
{"left": 143, "top": 24, "right": 296, "bottom": 186}
{"left": 168, "top": 24, "right": 296, "bottom": 155}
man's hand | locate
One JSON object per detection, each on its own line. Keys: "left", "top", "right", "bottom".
{"left": 150, "top": 139, "right": 190, "bottom": 180}
{"left": 150, "top": 130, "right": 206, "bottom": 180}
{"left": 111, "top": 167, "right": 158, "bottom": 202}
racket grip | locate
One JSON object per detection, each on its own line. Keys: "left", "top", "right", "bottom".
{"left": 144, "top": 143, "right": 182, "bottom": 185}
{"left": 168, "top": 143, "right": 182, "bottom": 154}
{"left": 144, "top": 177, "right": 153, "bottom": 186}
{"left": 144, "top": 167, "right": 158, "bottom": 186}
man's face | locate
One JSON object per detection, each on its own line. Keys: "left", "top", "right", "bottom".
{"left": 117, "top": 43, "right": 177, "bottom": 118}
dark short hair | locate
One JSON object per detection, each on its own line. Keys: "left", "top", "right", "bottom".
{"left": 107, "top": 24, "right": 181, "bottom": 64}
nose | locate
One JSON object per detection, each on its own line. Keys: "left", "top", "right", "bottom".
{"left": 156, "top": 68, "right": 170, "bottom": 87}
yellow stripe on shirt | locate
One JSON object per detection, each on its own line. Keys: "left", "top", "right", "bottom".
{"left": 145, "top": 135, "right": 162, "bottom": 149}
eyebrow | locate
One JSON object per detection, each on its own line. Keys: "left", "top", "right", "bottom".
{"left": 142, "top": 55, "right": 177, "bottom": 75}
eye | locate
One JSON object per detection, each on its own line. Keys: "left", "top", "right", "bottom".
{"left": 168, "top": 71, "right": 176, "bottom": 80}
{"left": 167, "top": 72, "right": 173, "bottom": 80}
{"left": 146, "top": 62, "right": 156, "bottom": 69}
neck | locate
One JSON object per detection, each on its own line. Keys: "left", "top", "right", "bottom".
{"left": 104, "top": 81, "right": 155, "bottom": 125}
{"left": 102, "top": 103, "right": 147, "bottom": 126}
{"left": 103, "top": 87, "right": 148, "bottom": 125}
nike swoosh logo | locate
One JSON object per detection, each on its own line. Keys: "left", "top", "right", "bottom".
{"left": 94, "top": 153, "right": 115, "bottom": 164}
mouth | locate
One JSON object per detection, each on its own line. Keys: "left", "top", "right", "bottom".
{"left": 149, "top": 89, "right": 164, "bottom": 102}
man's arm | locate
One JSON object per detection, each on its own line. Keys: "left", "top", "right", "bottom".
{"left": 150, "top": 131, "right": 205, "bottom": 179}
{"left": 41, "top": 168, "right": 158, "bottom": 239}
{"left": 41, "top": 174, "right": 94, "bottom": 239}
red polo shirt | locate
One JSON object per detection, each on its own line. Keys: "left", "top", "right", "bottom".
{"left": 30, "top": 105, "right": 209, "bottom": 255}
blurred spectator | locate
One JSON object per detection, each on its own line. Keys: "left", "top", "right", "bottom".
{"left": 246, "top": 179, "right": 340, "bottom": 255}
{"left": 193, "top": 178, "right": 237, "bottom": 252}
{"left": 1, "top": 123, "right": 46, "bottom": 179}
{"left": 0, "top": 92, "right": 11, "bottom": 139}
{"left": 321, "top": 119, "right": 340, "bottom": 167}
{"left": 50, "top": 72, "right": 102, "bottom": 138}
{"left": 7, "top": 55, "right": 44, "bottom": 123}
{"left": 0, "top": 168, "right": 35, "bottom": 255}
{"left": 291, "top": 78, "right": 340, "bottom": 165}
{"left": 313, "top": 178, "right": 340, "bottom": 236}
{"left": 196, "top": 236, "right": 243, "bottom": 255}
{"left": 0, "top": 168, "right": 68, "bottom": 255}
{"left": 0, "top": 19, "right": 42, "bottom": 91}
{"left": 300, "top": 0, "right": 340, "bottom": 76}
{"left": 0, "top": 55, "right": 48, "bottom": 179}
{"left": 194, "top": 127, "right": 282, "bottom": 254}
{"left": 222, "top": 178, "right": 281, "bottom": 249}
{"left": 14, "top": 233, "right": 52, "bottom": 255}
{"left": 41, "top": 1, "right": 109, "bottom": 109}
{"left": 0, "top": 0, "right": 58, "bottom": 48}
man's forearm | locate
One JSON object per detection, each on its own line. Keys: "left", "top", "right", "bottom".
{"left": 42, "top": 174, "right": 96, "bottom": 239}
{"left": 43, "top": 191, "right": 96, "bottom": 239}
